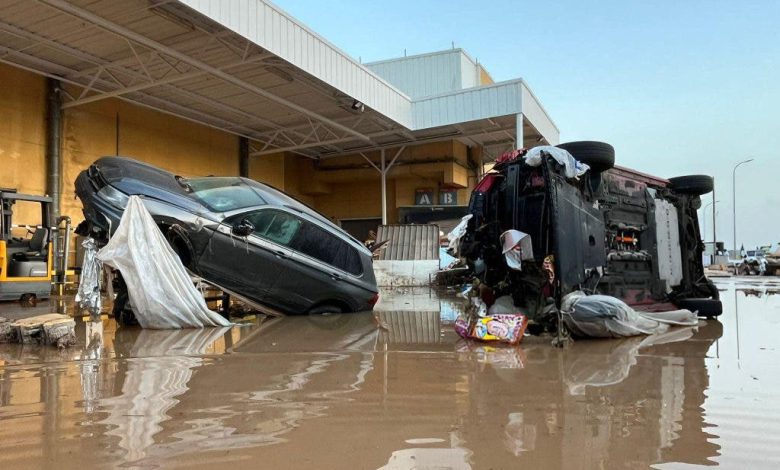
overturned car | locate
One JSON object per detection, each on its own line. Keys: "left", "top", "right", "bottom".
{"left": 460, "top": 141, "right": 721, "bottom": 328}
{"left": 75, "top": 157, "right": 379, "bottom": 316}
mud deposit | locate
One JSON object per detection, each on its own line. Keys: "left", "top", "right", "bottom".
{"left": 1, "top": 279, "right": 779, "bottom": 469}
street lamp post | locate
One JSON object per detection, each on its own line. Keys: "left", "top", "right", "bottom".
{"left": 702, "top": 199, "right": 719, "bottom": 244}
{"left": 732, "top": 158, "right": 754, "bottom": 258}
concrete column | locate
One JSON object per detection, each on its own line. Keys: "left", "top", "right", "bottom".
{"left": 238, "top": 136, "right": 250, "bottom": 177}
{"left": 516, "top": 113, "right": 524, "bottom": 150}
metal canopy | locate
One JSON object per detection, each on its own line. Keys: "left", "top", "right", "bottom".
{"left": 0, "top": 0, "right": 557, "bottom": 160}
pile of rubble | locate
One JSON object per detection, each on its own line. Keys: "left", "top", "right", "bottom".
{"left": 0, "top": 314, "right": 76, "bottom": 348}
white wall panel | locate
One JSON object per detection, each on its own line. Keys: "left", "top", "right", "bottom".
{"left": 178, "top": 0, "right": 413, "bottom": 127}
{"left": 521, "top": 83, "right": 560, "bottom": 145}
{"left": 176, "top": 1, "right": 559, "bottom": 140}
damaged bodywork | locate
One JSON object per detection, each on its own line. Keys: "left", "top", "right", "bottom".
{"left": 75, "top": 157, "right": 379, "bottom": 315}
{"left": 461, "top": 142, "right": 721, "bottom": 331}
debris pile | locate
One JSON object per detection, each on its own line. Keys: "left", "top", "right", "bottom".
{"left": 442, "top": 143, "right": 716, "bottom": 346}
{"left": 0, "top": 314, "right": 76, "bottom": 348}
{"left": 454, "top": 282, "right": 529, "bottom": 345}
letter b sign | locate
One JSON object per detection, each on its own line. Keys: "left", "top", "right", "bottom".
{"left": 439, "top": 190, "right": 457, "bottom": 206}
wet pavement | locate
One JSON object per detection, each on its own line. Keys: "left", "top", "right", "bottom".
{"left": 1, "top": 279, "right": 780, "bottom": 469}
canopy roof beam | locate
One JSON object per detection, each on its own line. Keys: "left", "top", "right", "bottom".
{"left": 37, "top": 0, "right": 373, "bottom": 144}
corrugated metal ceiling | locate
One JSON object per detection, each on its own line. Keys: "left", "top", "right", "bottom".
{"left": 0, "top": 0, "right": 554, "bottom": 160}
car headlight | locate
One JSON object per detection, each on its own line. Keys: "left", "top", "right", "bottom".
{"left": 98, "top": 185, "right": 129, "bottom": 209}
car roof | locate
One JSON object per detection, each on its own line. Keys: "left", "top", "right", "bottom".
{"left": 95, "top": 157, "right": 369, "bottom": 255}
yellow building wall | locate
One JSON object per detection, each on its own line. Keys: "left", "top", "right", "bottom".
{"left": 249, "top": 151, "right": 285, "bottom": 189}
{"left": 310, "top": 180, "right": 383, "bottom": 222}
{"left": 0, "top": 65, "right": 47, "bottom": 225}
{"left": 60, "top": 94, "right": 239, "bottom": 222}
{"left": 1, "top": 62, "right": 479, "bottom": 230}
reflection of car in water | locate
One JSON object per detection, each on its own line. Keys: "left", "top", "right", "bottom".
{"left": 461, "top": 142, "right": 722, "bottom": 323}
{"left": 75, "top": 157, "right": 379, "bottom": 315}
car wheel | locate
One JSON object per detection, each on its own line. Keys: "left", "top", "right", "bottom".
{"left": 675, "top": 298, "right": 723, "bottom": 318}
{"left": 668, "top": 175, "right": 714, "bottom": 196}
{"left": 556, "top": 141, "right": 615, "bottom": 173}
{"left": 309, "top": 303, "right": 344, "bottom": 315}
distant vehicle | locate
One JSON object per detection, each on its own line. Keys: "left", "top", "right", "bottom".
{"left": 75, "top": 157, "right": 379, "bottom": 316}
{"left": 460, "top": 142, "right": 722, "bottom": 324}
{"left": 736, "top": 245, "right": 780, "bottom": 276}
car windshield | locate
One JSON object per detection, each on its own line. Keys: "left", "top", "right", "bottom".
{"left": 186, "top": 177, "right": 266, "bottom": 212}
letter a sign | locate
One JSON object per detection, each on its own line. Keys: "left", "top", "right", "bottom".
{"left": 415, "top": 188, "right": 433, "bottom": 206}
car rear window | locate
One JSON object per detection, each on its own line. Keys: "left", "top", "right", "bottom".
{"left": 291, "top": 221, "right": 363, "bottom": 275}
{"left": 187, "top": 177, "right": 266, "bottom": 212}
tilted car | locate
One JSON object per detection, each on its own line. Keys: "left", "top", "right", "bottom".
{"left": 75, "top": 157, "right": 379, "bottom": 316}
{"left": 460, "top": 141, "right": 722, "bottom": 328}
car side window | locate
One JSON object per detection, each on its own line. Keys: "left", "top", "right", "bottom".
{"left": 290, "top": 221, "right": 363, "bottom": 275}
{"left": 243, "top": 210, "right": 302, "bottom": 246}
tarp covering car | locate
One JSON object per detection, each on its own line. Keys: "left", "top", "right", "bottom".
{"left": 97, "top": 196, "right": 230, "bottom": 329}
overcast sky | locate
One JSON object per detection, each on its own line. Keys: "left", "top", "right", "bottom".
{"left": 275, "top": 0, "right": 779, "bottom": 249}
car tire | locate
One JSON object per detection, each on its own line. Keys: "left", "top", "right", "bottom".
{"left": 675, "top": 298, "right": 723, "bottom": 318}
{"left": 668, "top": 175, "right": 714, "bottom": 196}
{"left": 556, "top": 141, "right": 615, "bottom": 173}
{"left": 309, "top": 304, "right": 344, "bottom": 315}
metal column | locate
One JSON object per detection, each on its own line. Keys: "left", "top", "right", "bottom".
{"left": 45, "top": 78, "right": 62, "bottom": 225}
{"left": 380, "top": 149, "right": 387, "bottom": 225}
{"left": 516, "top": 113, "right": 524, "bottom": 150}
{"left": 239, "top": 136, "right": 250, "bottom": 177}
{"left": 711, "top": 178, "right": 716, "bottom": 245}
{"left": 360, "top": 147, "right": 405, "bottom": 226}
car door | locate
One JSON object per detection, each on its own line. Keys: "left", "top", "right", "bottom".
{"left": 270, "top": 219, "right": 364, "bottom": 313}
{"left": 196, "top": 208, "right": 299, "bottom": 304}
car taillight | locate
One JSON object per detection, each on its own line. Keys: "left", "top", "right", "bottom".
{"left": 368, "top": 293, "right": 380, "bottom": 307}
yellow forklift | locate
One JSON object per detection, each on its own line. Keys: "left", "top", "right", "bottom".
{"left": 0, "top": 189, "right": 55, "bottom": 301}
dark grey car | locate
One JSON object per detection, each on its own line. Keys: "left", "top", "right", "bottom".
{"left": 75, "top": 157, "right": 379, "bottom": 315}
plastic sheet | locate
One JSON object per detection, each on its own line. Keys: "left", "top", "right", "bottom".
{"left": 524, "top": 146, "right": 590, "bottom": 180}
{"left": 561, "top": 291, "right": 697, "bottom": 338}
{"left": 446, "top": 214, "right": 473, "bottom": 255}
{"left": 75, "top": 237, "right": 103, "bottom": 316}
{"left": 97, "top": 196, "right": 231, "bottom": 329}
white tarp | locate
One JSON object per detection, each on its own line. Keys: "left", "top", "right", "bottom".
{"left": 97, "top": 196, "right": 231, "bottom": 329}
{"left": 561, "top": 291, "right": 697, "bottom": 338}
{"left": 524, "top": 146, "right": 589, "bottom": 179}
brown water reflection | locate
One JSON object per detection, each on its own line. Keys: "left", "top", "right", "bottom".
{"left": 1, "top": 282, "right": 778, "bottom": 469}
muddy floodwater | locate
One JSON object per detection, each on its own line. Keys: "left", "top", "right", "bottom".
{"left": 1, "top": 278, "right": 780, "bottom": 469}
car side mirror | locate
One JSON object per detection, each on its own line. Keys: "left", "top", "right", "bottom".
{"left": 232, "top": 219, "right": 254, "bottom": 237}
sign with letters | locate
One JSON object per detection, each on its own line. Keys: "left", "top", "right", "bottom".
{"left": 439, "top": 190, "right": 458, "bottom": 206}
{"left": 415, "top": 188, "right": 434, "bottom": 206}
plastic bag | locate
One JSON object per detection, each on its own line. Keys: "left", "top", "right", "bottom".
{"left": 447, "top": 214, "right": 473, "bottom": 255}
{"left": 561, "top": 291, "right": 697, "bottom": 338}
{"left": 97, "top": 196, "right": 231, "bottom": 329}
{"left": 470, "top": 314, "right": 528, "bottom": 344}
{"left": 488, "top": 295, "right": 517, "bottom": 315}
{"left": 524, "top": 146, "right": 590, "bottom": 180}
{"left": 75, "top": 237, "right": 103, "bottom": 316}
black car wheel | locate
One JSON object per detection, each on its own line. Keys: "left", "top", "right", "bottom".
{"left": 668, "top": 175, "right": 714, "bottom": 196}
{"left": 309, "top": 303, "right": 345, "bottom": 315}
{"left": 556, "top": 141, "right": 615, "bottom": 173}
{"left": 675, "top": 298, "right": 723, "bottom": 318}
